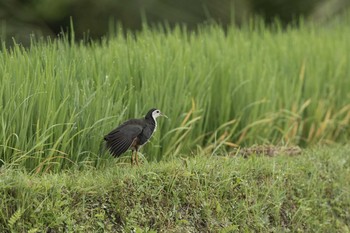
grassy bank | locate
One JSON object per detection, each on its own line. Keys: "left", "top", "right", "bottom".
{"left": 1, "top": 17, "right": 350, "bottom": 170}
{"left": 1, "top": 146, "right": 349, "bottom": 232}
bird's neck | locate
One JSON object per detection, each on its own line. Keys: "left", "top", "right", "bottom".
{"left": 145, "top": 116, "right": 157, "bottom": 127}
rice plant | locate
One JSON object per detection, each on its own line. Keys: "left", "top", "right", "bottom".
{"left": 1, "top": 16, "right": 350, "bottom": 171}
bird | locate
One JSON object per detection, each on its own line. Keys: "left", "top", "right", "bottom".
{"left": 104, "top": 108, "right": 167, "bottom": 165}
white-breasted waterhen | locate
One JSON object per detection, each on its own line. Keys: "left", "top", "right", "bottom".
{"left": 104, "top": 108, "right": 167, "bottom": 165}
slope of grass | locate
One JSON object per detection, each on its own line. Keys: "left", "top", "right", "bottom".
{"left": 0, "top": 146, "right": 349, "bottom": 232}
{"left": 1, "top": 16, "right": 350, "bottom": 171}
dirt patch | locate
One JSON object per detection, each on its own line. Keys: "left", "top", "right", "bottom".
{"left": 231, "top": 145, "right": 302, "bottom": 157}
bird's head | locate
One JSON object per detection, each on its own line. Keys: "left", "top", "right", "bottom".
{"left": 146, "top": 108, "right": 168, "bottom": 120}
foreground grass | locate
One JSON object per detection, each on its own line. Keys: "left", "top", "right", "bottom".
{"left": 1, "top": 146, "right": 349, "bottom": 232}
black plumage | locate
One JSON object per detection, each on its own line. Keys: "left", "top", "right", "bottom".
{"left": 104, "top": 108, "right": 166, "bottom": 165}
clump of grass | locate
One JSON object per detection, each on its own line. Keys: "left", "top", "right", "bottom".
{"left": 0, "top": 146, "right": 349, "bottom": 232}
{"left": 1, "top": 15, "right": 350, "bottom": 170}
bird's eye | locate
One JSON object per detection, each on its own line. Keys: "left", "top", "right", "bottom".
{"left": 156, "top": 110, "right": 160, "bottom": 113}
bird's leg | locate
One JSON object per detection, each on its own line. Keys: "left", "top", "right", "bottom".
{"left": 135, "top": 148, "right": 139, "bottom": 166}
{"left": 131, "top": 150, "right": 135, "bottom": 165}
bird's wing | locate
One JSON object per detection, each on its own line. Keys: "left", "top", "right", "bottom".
{"left": 104, "top": 123, "right": 143, "bottom": 157}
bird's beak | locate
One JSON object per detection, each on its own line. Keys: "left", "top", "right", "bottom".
{"left": 161, "top": 112, "right": 168, "bottom": 118}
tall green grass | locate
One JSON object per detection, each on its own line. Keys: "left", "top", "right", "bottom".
{"left": 1, "top": 19, "right": 350, "bottom": 171}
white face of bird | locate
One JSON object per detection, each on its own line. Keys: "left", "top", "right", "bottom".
{"left": 152, "top": 109, "right": 167, "bottom": 119}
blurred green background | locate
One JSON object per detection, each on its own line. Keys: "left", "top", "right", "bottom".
{"left": 1, "top": 0, "right": 349, "bottom": 45}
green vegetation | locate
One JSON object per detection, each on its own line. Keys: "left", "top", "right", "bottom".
{"left": 1, "top": 19, "right": 350, "bottom": 171}
{"left": 1, "top": 16, "right": 350, "bottom": 232}
{"left": 1, "top": 147, "right": 349, "bottom": 232}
